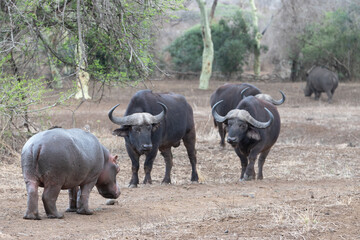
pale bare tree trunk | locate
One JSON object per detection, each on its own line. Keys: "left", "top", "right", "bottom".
{"left": 250, "top": 0, "right": 261, "bottom": 77}
{"left": 210, "top": 0, "right": 218, "bottom": 22}
{"left": 196, "top": 0, "right": 214, "bottom": 90}
{"left": 74, "top": 0, "right": 91, "bottom": 100}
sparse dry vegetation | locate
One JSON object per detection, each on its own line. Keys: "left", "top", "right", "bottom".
{"left": 0, "top": 79, "right": 359, "bottom": 239}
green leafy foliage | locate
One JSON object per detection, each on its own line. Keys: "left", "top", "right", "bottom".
{"left": 299, "top": 4, "right": 360, "bottom": 80}
{"left": 166, "top": 11, "right": 254, "bottom": 77}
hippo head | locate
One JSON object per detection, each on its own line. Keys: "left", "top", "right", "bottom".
{"left": 108, "top": 103, "right": 167, "bottom": 155}
{"left": 96, "top": 154, "right": 121, "bottom": 199}
{"left": 212, "top": 100, "right": 273, "bottom": 147}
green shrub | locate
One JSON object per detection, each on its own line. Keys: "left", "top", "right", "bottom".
{"left": 166, "top": 10, "right": 253, "bottom": 77}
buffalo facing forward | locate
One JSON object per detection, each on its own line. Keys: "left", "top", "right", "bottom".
{"left": 210, "top": 83, "right": 261, "bottom": 147}
{"left": 304, "top": 66, "right": 338, "bottom": 103}
{"left": 109, "top": 90, "right": 198, "bottom": 188}
{"left": 212, "top": 96, "right": 281, "bottom": 181}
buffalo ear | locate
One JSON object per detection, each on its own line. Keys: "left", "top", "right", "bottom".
{"left": 112, "top": 126, "right": 130, "bottom": 137}
{"left": 246, "top": 129, "right": 261, "bottom": 141}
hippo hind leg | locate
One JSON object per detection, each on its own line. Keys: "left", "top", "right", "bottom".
{"left": 42, "top": 184, "right": 63, "bottom": 219}
{"left": 24, "top": 180, "right": 41, "bottom": 220}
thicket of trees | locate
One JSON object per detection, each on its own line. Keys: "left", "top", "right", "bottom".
{"left": 0, "top": 0, "right": 184, "bottom": 156}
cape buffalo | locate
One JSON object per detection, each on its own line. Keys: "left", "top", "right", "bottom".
{"left": 304, "top": 66, "right": 338, "bottom": 103}
{"left": 21, "top": 128, "right": 121, "bottom": 220}
{"left": 210, "top": 83, "right": 261, "bottom": 147}
{"left": 108, "top": 90, "right": 198, "bottom": 188}
{"left": 212, "top": 96, "right": 281, "bottom": 181}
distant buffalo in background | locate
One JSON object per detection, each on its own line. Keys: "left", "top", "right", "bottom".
{"left": 304, "top": 66, "right": 338, "bottom": 103}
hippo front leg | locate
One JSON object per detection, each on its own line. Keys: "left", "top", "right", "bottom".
{"left": 42, "top": 184, "right": 63, "bottom": 219}
{"left": 76, "top": 182, "right": 96, "bottom": 215}
{"left": 24, "top": 180, "right": 41, "bottom": 220}
{"left": 66, "top": 186, "right": 79, "bottom": 212}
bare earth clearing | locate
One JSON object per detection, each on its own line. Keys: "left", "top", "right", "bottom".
{"left": 1, "top": 79, "right": 360, "bottom": 239}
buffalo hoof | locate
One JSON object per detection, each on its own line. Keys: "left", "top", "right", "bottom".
{"left": 161, "top": 179, "right": 171, "bottom": 185}
{"left": 23, "top": 213, "right": 41, "bottom": 220}
{"left": 243, "top": 173, "right": 255, "bottom": 181}
{"left": 128, "top": 184, "right": 137, "bottom": 188}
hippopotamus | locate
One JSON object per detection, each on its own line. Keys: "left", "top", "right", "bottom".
{"left": 21, "top": 128, "right": 121, "bottom": 220}
{"left": 304, "top": 66, "right": 338, "bottom": 103}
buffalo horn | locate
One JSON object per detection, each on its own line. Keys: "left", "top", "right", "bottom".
{"left": 108, "top": 102, "right": 167, "bottom": 126}
{"left": 211, "top": 100, "right": 227, "bottom": 123}
{"left": 256, "top": 90, "right": 286, "bottom": 105}
{"left": 240, "top": 87, "right": 250, "bottom": 99}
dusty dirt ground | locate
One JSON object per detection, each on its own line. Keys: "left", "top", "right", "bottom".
{"left": 1, "top": 79, "right": 360, "bottom": 239}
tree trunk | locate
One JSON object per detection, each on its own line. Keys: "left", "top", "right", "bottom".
{"left": 250, "top": 0, "right": 261, "bottom": 77}
{"left": 196, "top": 0, "right": 214, "bottom": 90}
{"left": 74, "top": 0, "right": 91, "bottom": 100}
{"left": 210, "top": 0, "right": 218, "bottom": 22}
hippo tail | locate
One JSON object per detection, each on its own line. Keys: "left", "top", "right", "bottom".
{"left": 21, "top": 143, "right": 42, "bottom": 180}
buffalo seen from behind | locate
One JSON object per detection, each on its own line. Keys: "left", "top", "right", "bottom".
{"left": 304, "top": 66, "right": 339, "bottom": 103}
{"left": 109, "top": 90, "right": 199, "bottom": 188}
{"left": 212, "top": 89, "right": 284, "bottom": 181}
{"left": 21, "top": 128, "right": 121, "bottom": 220}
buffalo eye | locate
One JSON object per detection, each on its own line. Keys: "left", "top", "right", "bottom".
{"left": 133, "top": 126, "right": 141, "bottom": 133}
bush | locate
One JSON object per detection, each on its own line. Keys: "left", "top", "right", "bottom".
{"left": 166, "top": 11, "right": 253, "bottom": 77}
{"left": 299, "top": 4, "right": 360, "bottom": 80}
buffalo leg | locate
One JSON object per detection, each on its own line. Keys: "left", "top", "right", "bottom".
{"left": 326, "top": 90, "right": 333, "bottom": 103}
{"left": 126, "top": 143, "right": 140, "bottom": 188}
{"left": 42, "top": 184, "right": 63, "bottom": 219}
{"left": 66, "top": 186, "right": 79, "bottom": 212}
{"left": 243, "top": 151, "right": 258, "bottom": 181}
{"left": 24, "top": 180, "right": 40, "bottom": 220}
{"left": 143, "top": 149, "right": 158, "bottom": 184}
{"left": 183, "top": 127, "right": 199, "bottom": 182}
{"left": 314, "top": 91, "right": 321, "bottom": 100}
{"left": 217, "top": 122, "right": 226, "bottom": 147}
{"left": 257, "top": 149, "right": 270, "bottom": 180}
{"left": 160, "top": 148, "right": 173, "bottom": 184}
{"left": 76, "top": 181, "right": 96, "bottom": 215}
{"left": 235, "top": 148, "right": 248, "bottom": 180}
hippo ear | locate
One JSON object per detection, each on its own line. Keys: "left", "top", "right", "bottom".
{"left": 112, "top": 126, "right": 130, "bottom": 137}
{"left": 246, "top": 128, "right": 261, "bottom": 141}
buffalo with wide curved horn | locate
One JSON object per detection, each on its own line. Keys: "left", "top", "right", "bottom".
{"left": 108, "top": 89, "right": 198, "bottom": 188}
{"left": 212, "top": 100, "right": 273, "bottom": 128}
{"left": 211, "top": 95, "right": 281, "bottom": 182}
